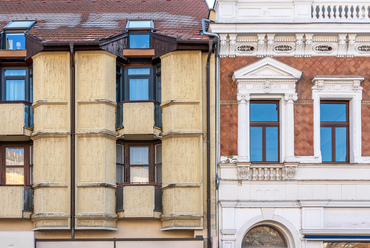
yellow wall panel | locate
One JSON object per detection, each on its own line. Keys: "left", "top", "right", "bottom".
{"left": 122, "top": 102, "right": 154, "bottom": 134}
{"left": 123, "top": 186, "right": 155, "bottom": 217}
{"left": 33, "top": 52, "right": 70, "bottom": 101}
{"left": 0, "top": 104, "right": 25, "bottom": 135}
{"left": 0, "top": 186, "right": 23, "bottom": 218}
{"left": 77, "top": 136, "right": 115, "bottom": 184}
{"left": 75, "top": 51, "right": 116, "bottom": 101}
{"left": 162, "top": 136, "right": 201, "bottom": 184}
{"left": 78, "top": 103, "right": 115, "bottom": 130}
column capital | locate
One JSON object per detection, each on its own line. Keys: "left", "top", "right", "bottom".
{"left": 284, "top": 93, "right": 298, "bottom": 103}
{"left": 237, "top": 93, "right": 250, "bottom": 103}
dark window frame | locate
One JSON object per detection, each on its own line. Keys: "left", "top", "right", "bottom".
{"left": 250, "top": 100, "right": 280, "bottom": 163}
{"left": 116, "top": 141, "right": 161, "bottom": 186}
{"left": 0, "top": 142, "right": 32, "bottom": 186}
{"left": 320, "top": 100, "right": 349, "bottom": 163}
{"left": 1, "top": 67, "right": 32, "bottom": 102}
{"left": 242, "top": 225, "right": 288, "bottom": 248}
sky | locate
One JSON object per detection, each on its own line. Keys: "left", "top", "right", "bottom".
{"left": 206, "top": 0, "right": 215, "bottom": 9}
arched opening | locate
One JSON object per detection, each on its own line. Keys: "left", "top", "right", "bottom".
{"left": 242, "top": 225, "right": 288, "bottom": 248}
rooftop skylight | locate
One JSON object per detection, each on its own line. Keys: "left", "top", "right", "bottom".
{"left": 126, "top": 20, "right": 154, "bottom": 30}
{"left": 3, "top": 20, "right": 36, "bottom": 30}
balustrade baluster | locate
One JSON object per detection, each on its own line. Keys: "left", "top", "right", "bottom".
{"left": 252, "top": 168, "right": 257, "bottom": 180}
{"left": 324, "top": 5, "right": 329, "bottom": 19}
{"left": 339, "top": 5, "right": 344, "bottom": 19}
{"left": 264, "top": 168, "right": 268, "bottom": 180}
{"left": 270, "top": 168, "right": 274, "bottom": 180}
{"left": 329, "top": 5, "right": 333, "bottom": 19}
{"left": 258, "top": 168, "right": 263, "bottom": 180}
{"left": 276, "top": 168, "right": 280, "bottom": 180}
{"left": 319, "top": 5, "right": 323, "bottom": 19}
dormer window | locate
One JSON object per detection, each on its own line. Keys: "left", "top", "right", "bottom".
{"left": 126, "top": 20, "right": 154, "bottom": 49}
{"left": 2, "top": 20, "right": 36, "bottom": 50}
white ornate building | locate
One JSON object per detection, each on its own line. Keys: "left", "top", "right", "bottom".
{"left": 210, "top": 1, "right": 370, "bottom": 248}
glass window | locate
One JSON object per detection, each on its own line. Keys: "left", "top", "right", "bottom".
{"left": 155, "top": 144, "right": 162, "bottom": 183}
{"left": 320, "top": 102, "right": 348, "bottom": 162}
{"left": 242, "top": 225, "right": 287, "bottom": 248}
{"left": 5, "top": 33, "right": 25, "bottom": 50}
{"left": 129, "top": 34, "right": 150, "bottom": 49}
{"left": 250, "top": 102, "right": 279, "bottom": 162}
{"left": 5, "top": 147, "right": 25, "bottom": 185}
{"left": 116, "top": 144, "right": 124, "bottom": 184}
{"left": 116, "top": 142, "right": 161, "bottom": 184}
{"left": 3, "top": 68, "right": 30, "bottom": 102}
{"left": 126, "top": 20, "right": 154, "bottom": 30}
{"left": 4, "top": 20, "right": 35, "bottom": 29}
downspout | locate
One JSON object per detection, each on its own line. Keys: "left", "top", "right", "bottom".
{"left": 202, "top": 19, "right": 220, "bottom": 248}
{"left": 69, "top": 42, "right": 76, "bottom": 239}
{"left": 206, "top": 39, "right": 214, "bottom": 248}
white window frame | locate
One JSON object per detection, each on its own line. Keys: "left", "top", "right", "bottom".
{"left": 312, "top": 76, "right": 364, "bottom": 163}
{"left": 232, "top": 57, "right": 302, "bottom": 163}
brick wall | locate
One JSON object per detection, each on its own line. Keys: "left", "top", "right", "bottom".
{"left": 220, "top": 56, "right": 370, "bottom": 157}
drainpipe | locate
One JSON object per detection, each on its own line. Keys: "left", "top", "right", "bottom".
{"left": 202, "top": 19, "right": 220, "bottom": 248}
{"left": 69, "top": 42, "right": 76, "bottom": 239}
{"left": 206, "top": 39, "right": 214, "bottom": 248}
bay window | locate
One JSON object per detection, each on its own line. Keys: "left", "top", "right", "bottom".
{"left": 0, "top": 143, "right": 32, "bottom": 186}
{"left": 116, "top": 142, "right": 162, "bottom": 184}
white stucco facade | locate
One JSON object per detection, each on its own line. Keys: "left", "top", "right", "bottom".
{"left": 214, "top": 1, "right": 370, "bottom": 247}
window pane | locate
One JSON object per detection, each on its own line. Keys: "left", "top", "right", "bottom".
{"left": 30, "top": 145, "right": 33, "bottom": 164}
{"left": 155, "top": 144, "right": 162, "bottom": 163}
{"left": 266, "top": 127, "right": 278, "bottom": 161}
{"left": 127, "top": 20, "right": 153, "bottom": 29}
{"left": 5, "top": 21, "right": 35, "bottom": 29}
{"left": 250, "top": 103, "right": 278, "bottom": 122}
{"left": 129, "top": 78, "right": 149, "bottom": 100}
{"left": 320, "top": 103, "right": 347, "bottom": 122}
{"left": 128, "top": 68, "right": 150, "bottom": 75}
{"left": 336, "top": 127, "right": 347, "bottom": 162}
{"left": 130, "top": 166, "right": 149, "bottom": 183}
{"left": 130, "top": 146, "right": 149, "bottom": 164}
{"left": 6, "top": 148, "right": 24, "bottom": 165}
{"left": 116, "top": 144, "right": 124, "bottom": 164}
{"left": 250, "top": 127, "right": 263, "bottom": 161}
{"left": 6, "top": 80, "right": 25, "bottom": 100}
{"left": 30, "top": 166, "right": 33, "bottom": 185}
{"left": 242, "top": 226, "right": 287, "bottom": 248}
{"left": 321, "top": 127, "right": 332, "bottom": 162}
{"left": 4, "top": 69, "right": 27, "bottom": 76}
{"left": 6, "top": 167, "right": 24, "bottom": 185}
{"left": 155, "top": 164, "right": 162, "bottom": 184}
{"left": 129, "top": 34, "right": 150, "bottom": 49}
{"left": 116, "top": 165, "right": 124, "bottom": 184}
{"left": 5, "top": 33, "right": 25, "bottom": 50}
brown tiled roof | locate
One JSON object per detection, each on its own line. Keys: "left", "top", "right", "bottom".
{"left": 0, "top": 0, "right": 209, "bottom": 41}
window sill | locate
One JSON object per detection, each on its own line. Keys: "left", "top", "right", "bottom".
{"left": 123, "top": 48, "right": 154, "bottom": 58}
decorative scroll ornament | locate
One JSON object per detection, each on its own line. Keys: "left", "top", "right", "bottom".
{"left": 356, "top": 44, "right": 370, "bottom": 53}
{"left": 313, "top": 44, "right": 335, "bottom": 53}
{"left": 238, "top": 166, "right": 249, "bottom": 179}
{"left": 312, "top": 80, "right": 324, "bottom": 91}
{"left": 237, "top": 93, "right": 250, "bottom": 103}
{"left": 263, "top": 81, "right": 272, "bottom": 93}
{"left": 285, "top": 166, "right": 296, "bottom": 179}
{"left": 274, "top": 44, "right": 294, "bottom": 53}
{"left": 236, "top": 44, "right": 256, "bottom": 53}
{"left": 353, "top": 80, "right": 363, "bottom": 91}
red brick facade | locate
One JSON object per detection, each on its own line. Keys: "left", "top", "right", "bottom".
{"left": 220, "top": 56, "right": 370, "bottom": 157}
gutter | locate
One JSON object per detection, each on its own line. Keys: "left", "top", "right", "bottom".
{"left": 202, "top": 19, "right": 220, "bottom": 248}
{"left": 69, "top": 42, "right": 76, "bottom": 239}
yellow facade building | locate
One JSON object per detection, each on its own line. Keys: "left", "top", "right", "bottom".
{"left": 0, "top": 1, "right": 216, "bottom": 247}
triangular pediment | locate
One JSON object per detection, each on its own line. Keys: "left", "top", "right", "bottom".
{"left": 232, "top": 57, "right": 302, "bottom": 81}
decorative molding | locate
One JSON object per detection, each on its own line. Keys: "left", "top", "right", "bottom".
{"left": 220, "top": 100, "right": 238, "bottom": 105}
{"left": 216, "top": 33, "right": 370, "bottom": 57}
{"left": 295, "top": 100, "right": 313, "bottom": 104}
{"left": 312, "top": 75, "right": 365, "bottom": 163}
